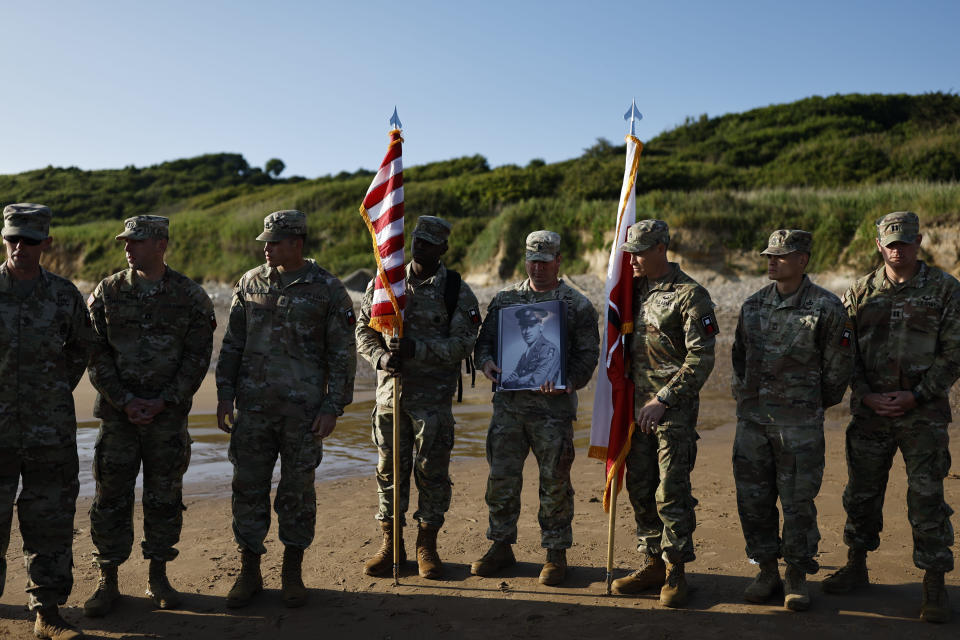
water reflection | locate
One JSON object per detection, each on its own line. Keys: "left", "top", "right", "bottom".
{"left": 74, "top": 379, "right": 731, "bottom": 498}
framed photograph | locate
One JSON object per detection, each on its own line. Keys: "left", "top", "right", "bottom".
{"left": 496, "top": 300, "right": 567, "bottom": 391}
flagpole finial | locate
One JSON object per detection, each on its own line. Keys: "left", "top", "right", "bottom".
{"left": 390, "top": 107, "right": 402, "bottom": 130}
{"left": 623, "top": 99, "right": 643, "bottom": 137}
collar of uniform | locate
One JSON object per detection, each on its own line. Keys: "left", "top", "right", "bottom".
{"left": 267, "top": 258, "right": 321, "bottom": 285}
{"left": 646, "top": 262, "right": 681, "bottom": 292}
{"left": 405, "top": 261, "right": 446, "bottom": 290}
{"left": 764, "top": 274, "right": 812, "bottom": 309}
{"left": 520, "top": 277, "right": 565, "bottom": 294}
{"left": 120, "top": 266, "right": 171, "bottom": 292}
{"left": 874, "top": 260, "right": 928, "bottom": 290}
{"left": 0, "top": 262, "right": 50, "bottom": 292}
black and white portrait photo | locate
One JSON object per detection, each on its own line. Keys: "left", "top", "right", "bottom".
{"left": 497, "top": 301, "right": 567, "bottom": 391}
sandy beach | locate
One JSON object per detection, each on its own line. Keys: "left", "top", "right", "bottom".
{"left": 1, "top": 274, "right": 958, "bottom": 638}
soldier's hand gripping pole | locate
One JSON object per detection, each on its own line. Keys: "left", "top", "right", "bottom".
{"left": 392, "top": 328, "right": 401, "bottom": 586}
{"left": 605, "top": 479, "right": 620, "bottom": 595}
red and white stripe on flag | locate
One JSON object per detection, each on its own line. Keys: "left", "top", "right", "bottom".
{"left": 359, "top": 129, "right": 406, "bottom": 336}
{"left": 588, "top": 134, "right": 644, "bottom": 511}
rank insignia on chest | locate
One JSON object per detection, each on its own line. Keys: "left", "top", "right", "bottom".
{"left": 700, "top": 313, "right": 719, "bottom": 336}
{"left": 891, "top": 308, "right": 903, "bottom": 321}
{"left": 344, "top": 308, "right": 356, "bottom": 326}
{"left": 469, "top": 307, "right": 480, "bottom": 324}
{"left": 839, "top": 327, "right": 852, "bottom": 348}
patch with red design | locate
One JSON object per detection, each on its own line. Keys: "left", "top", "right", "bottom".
{"left": 839, "top": 327, "right": 852, "bottom": 348}
{"left": 700, "top": 313, "right": 719, "bottom": 336}
{"left": 345, "top": 308, "right": 356, "bottom": 326}
{"left": 468, "top": 307, "right": 481, "bottom": 324}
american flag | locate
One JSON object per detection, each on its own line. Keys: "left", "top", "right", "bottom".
{"left": 359, "top": 127, "right": 406, "bottom": 336}
{"left": 589, "top": 132, "right": 644, "bottom": 511}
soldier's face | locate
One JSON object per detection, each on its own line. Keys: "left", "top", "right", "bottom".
{"left": 3, "top": 235, "right": 50, "bottom": 272}
{"left": 526, "top": 255, "right": 561, "bottom": 291}
{"left": 124, "top": 238, "right": 165, "bottom": 273}
{"left": 411, "top": 237, "right": 446, "bottom": 268}
{"left": 520, "top": 322, "right": 542, "bottom": 345}
{"left": 629, "top": 243, "right": 667, "bottom": 278}
{"left": 877, "top": 237, "right": 921, "bottom": 269}
{"left": 264, "top": 236, "right": 303, "bottom": 270}
{"left": 766, "top": 252, "right": 807, "bottom": 282}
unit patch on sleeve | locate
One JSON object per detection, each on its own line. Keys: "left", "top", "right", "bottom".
{"left": 468, "top": 307, "right": 481, "bottom": 325}
{"left": 700, "top": 313, "right": 720, "bottom": 336}
{"left": 344, "top": 308, "right": 357, "bottom": 326}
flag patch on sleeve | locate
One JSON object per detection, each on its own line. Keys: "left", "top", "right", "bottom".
{"left": 345, "top": 308, "right": 357, "bottom": 326}
{"left": 839, "top": 327, "right": 852, "bottom": 348}
{"left": 468, "top": 307, "right": 481, "bottom": 324}
{"left": 700, "top": 313, "right": 719, "bottom": 336}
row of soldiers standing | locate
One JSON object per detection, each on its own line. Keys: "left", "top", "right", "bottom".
{"left": 0, "top": 203, "right": 955, "bottom": 639}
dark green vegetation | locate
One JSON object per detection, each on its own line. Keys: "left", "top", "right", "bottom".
{"left": 3, "top": 92, "right": 959, "bottom": 283}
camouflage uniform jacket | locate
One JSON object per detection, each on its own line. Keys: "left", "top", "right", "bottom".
{"left": 357, "top": 262, "right": 480, "bottom": 408}
{"left": 475, "top": 279, "right": 599, "bottom": 419}
{"left": 88, "top": 267, "right": 215, "bottom": 420}
{"left": 216, "top": 259, "right": 356, "bottom": 418}
{"left": 501, "top": 334, "right": 561, "bottom": 389}
{"left": 843, "top": 261, "right": 960, "bottom": 422}
{"left": 630, "top": 263, "right": 716, "bottom": 414}
{"left": 0, "top": 264, "right": 91, "bottom": 448}
{"left": 732, "top": 275, "right": 852, "bottom": 426}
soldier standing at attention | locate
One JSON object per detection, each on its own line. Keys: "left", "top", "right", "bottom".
{"left": 83, "top": 216, "right": 215, "bottom": 617}
{"left": 216, "top": 210, "right": 356, "bottom": 608}
{"left": 471, "top": 230, "right": 599, "bottom": 586}
{"left": 610, "top": 220, "right": 716, "bottom": 608}
{"left": 0, "top": 204, "right": 91, "bottom": 640}
{"left": 731, "top": 230, "right": 852, "bottom": 611}
{"left": 823, "top": 211, "right": 958, "bottom": 624}
{"left": 356, "top": 216, "right": 480, "bottom": 579}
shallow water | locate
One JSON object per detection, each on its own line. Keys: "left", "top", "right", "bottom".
{"left": 73, "top": 377, "right": 733, "bottom": 498}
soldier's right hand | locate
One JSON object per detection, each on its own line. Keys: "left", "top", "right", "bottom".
{"left": 124, "top": 399, "right": 152, "bottom": 425}
{"left": 217, "top": 400, "right": 235, "bottom": 433}
{"left": 378, "top": 352, "right": 402, "bottom": 375}
{"left": 481, "top": 360, "right": 501, "bottom": 383}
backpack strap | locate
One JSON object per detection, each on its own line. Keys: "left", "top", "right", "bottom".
{"left": 443, "top": 269, "right": 467, "bottom": 402}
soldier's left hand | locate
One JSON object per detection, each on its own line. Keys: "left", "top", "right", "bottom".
{"left": 312, "top": 412, "right": 337, "bottom": 439}
{"left": 884, "top": 390, "right": 917, "bottom": 416}
{"left": 140, "top": 398, "right": 166, "bottom": 421}
{"left": 387, "top": 336, "right": 416, "bottom": 359}
{"left": 636, "top": 397, "right": 667, "bottom": 434}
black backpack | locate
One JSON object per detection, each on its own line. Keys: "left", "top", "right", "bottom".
{"left": 443, "top": 269, "right": 475, "bottom": 402}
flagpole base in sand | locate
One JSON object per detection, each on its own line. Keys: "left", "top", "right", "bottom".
{"left": 605, "top": 481, "right": 619, "bottom": 595}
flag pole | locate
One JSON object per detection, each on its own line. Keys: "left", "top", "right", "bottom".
{"left": 392, "top": 330, "right": 401, "bottom": 586}
{"left": 605, "top": 477, "right": 619, "bottom": 594}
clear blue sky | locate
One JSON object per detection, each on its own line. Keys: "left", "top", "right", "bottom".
{"left": 2, "top": 0, "right": 957, "bottom": 177}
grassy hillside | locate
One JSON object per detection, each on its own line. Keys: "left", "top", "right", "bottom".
{"left": 4, "top": 92, "right": 959, "bottom": 283}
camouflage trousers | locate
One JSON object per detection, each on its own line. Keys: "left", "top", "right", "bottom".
{"left": 624, "top": 422, "right": 699, "bottom": 564}
{"left": 484, "top": 407, "right": 575, "bottom": 549}
{"left": 89, "top": 413, "right": 191, "bottom": 567}
{"left": 841, "top": 416, "right": 954, "bottom": 572}
{"left": 732, "top": 420, "right": 824, "bottom": 573}
{"left": 0, "top": 445, "right": 79, "bottom": 610}
{"left": 372, "top": 403, "right": 454, "bottom": 528}
{"left": 229, "top": 410, "right": 323, "bottom": 554}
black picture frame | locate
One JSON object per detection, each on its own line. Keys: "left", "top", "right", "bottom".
{"left": 496, "top": 300, "right": 567, "bottom": 391}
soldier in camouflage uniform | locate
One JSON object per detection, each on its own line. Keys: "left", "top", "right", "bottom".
{"left": 823, "top": 212, "right": 958, "bottom": 624}
{"left": 216, "top": 210, "right": 356, "bottom": 609}
{"left": 731, "top": 230, "right": 852, "bottom": 611}
{"left": 471, "top": 230, "right": 599, "bottom": 586}
{"left": 500, "top": 307, "right": 561, "bottom": 389}
{"left": 83, "top": 216, "right": 215, "bottom": 617}
{"left": 610, "top": 220, "right": 716, "bottom": 608}
{"left": 356, "top": 216, "right": 480, "bottom": 579}
{"left": 0, "top": 204, "right": 91, "bottom": 640}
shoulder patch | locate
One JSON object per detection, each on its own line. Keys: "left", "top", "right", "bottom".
{"left": 839, "top": 324, "right": 852, "bottom": 348}
{"left": 345, "top": 308, "right": 357, "bottom": 326}
{"left": 209, "top": 313, "right": 218, "bottom": 331}
{"left": 468, "top": 307, "right": 480, "bottom": 325}
{"left": 86, "top": 293, "right": 96, "bottom": 308}
{"left": 700, "top": 312, "right": 719, "bottom": 336}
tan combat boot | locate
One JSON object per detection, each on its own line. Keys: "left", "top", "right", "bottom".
{"left": 146, "top": 559, "right": 182, "bottom": 610}
{"left": 34, "top": 606, "right": 84, "bottom": 640}
{"left": 226, "top": 549, "right": 263, "bottom": 608}
{"left": 470, "top": 541, "right": 516, "bottom": 577}
{"left": 539, "top": 549, "right": 567, "bottom": 586}
{"left": 659, "top": 562, "right": 689, "bottom": 608}
{"left": 611, "top": 553, "right": 666, "bottom": 595}
{"left": 415, "top": 523, "right": 443, "bottom": 579}
{"left": 784, "top": 564, "right": 810, "bottom": 611}
{"left": 920, "top": 570, "right": 951, "bottom": 623}
{"left": 83, "top": 565, "right": 120, "bottom": 617}
{"left": 364, "top": 520, "right": 406, "bottom": 577}
{"left": 743, "top": 559, "right": 783, "bottom": 603}
{"left": 281, "top": 546, "right": 308, "bottom": 608}
{"left": 821, "top": 547, "right": 868, "bottom": 593}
